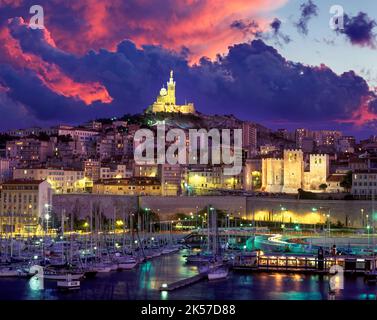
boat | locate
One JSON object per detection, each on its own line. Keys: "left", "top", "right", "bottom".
{"left": 116, "top": 256, "right": 138, "bottom": 270}
{"left": 108, "top": 262, "right": 118, "bottom": 271}
{"left": 207, "top": 267, "right": 229, "bottom": 281}
{"left": 91, "top": 263, "right": 112, "bottom": 273}
{"left": 199, "top": 261, "right": 224, "bottom": 274}
{"left": 0, "top": 267, "right": 25, "bottom": 278}
{"left": 32, "top": 268, "right": 84, "bottom": 281}
{"left": 57, "top": 275, "right": 80, "bottom": 291}
{"left": 117, "top": 261, "right": 138, "bottom": 270}
{"left": 44, "top": 272, "right": 83, "bottom": 281}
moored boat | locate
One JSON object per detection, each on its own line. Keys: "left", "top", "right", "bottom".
{"left": 0, "top": 267, "right": 25, "bottom": 278}
{"left": 207, "top": 267, "right": 229, "bottom": 281}
{"left": 57, "top": 275, "right": 80, "bottom": 291}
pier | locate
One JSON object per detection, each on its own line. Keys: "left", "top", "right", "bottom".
{"left": 159, "top": 273, "right": 207, "bottom": 291}
{"left": 232, "top": 253, "right": 377, "bottom": 275}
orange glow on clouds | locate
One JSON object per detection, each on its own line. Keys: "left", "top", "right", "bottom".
{"left": 337, "top": 96, "right": 377, "bottom": 126}
{"left": 0, "top": 19, "right": 112, "bottom": 105}
{"left": 43, "top": 0, "right": 287, "bottom": 62}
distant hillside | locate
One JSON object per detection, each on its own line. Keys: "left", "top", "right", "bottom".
{"left": 103, "top": 112, "right": 295, "bottom": 148}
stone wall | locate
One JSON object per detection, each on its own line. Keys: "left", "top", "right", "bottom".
{"left": 52, "top": 194, "right": 138, "bottom": 219}
{"left": 246, "top": 197, "right": 373, "bottom": 228}
{"left": 52, "top": 194, "right": 374, "bottom": 227}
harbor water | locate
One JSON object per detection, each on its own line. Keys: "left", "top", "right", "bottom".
{"left": 0, "top": 250, "right": 376, "bottom": 300}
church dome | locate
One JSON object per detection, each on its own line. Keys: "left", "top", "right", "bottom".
{"left": 160, "top": 87, "right": 167, "bottom": 96}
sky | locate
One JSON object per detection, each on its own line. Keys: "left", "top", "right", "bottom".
{"left": 0, "top": 0, "right": 377, "bottom": 138}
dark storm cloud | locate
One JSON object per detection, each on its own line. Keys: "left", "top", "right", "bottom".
{"left": 269, "top": 18, "right": 291, "bottom": 45}
{"left": 338, "top": 12, "right": 377, "bottom": 48}
{"left": 230, "top": 19, "right": 263, "bottom": 38}
{"left": 295, "top": 0, "right": 318, "bottom": 35}
{"left": 2, "top": 17, "right": 374, "bottom": 129}
{"left": 270, "top": 18, "right": 282, "bottom": 34}
{"left": 230, "top": 18, "right": 291, "bottom": 46}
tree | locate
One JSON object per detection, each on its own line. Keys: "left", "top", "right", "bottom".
{"left": 298, "top": 188, "right": 317, "bottom": 200}
{"left": 319, "top": 183, "right": 328, "bottom": 192}
{"left": 340, "top": 171, "right": 352, "bottom": 192}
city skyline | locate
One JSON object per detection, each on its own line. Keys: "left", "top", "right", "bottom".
{"left": 0, "top": 1, "right": 377, "bottom": 138}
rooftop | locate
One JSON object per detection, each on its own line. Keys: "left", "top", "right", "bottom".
{"left": 95, "top": 177, "right": 161, "bottom": 186}
{"left": 1, "top": 179, "right": 45, "bottom": 185}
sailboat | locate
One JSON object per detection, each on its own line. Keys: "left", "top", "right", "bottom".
{"left": 207, "top": 206, "right": 229, "bottom": 280}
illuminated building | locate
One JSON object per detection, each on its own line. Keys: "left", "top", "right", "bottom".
{"left": 160, "top": 164, "right": 182, "bottom": 196}
{"left": 145, "top": 70, "right": 196, "bottom": 114}
{"left": 242, "top": 122, "right": 257, "bottom": 158}
{"left": 262, "top": 150, "right": 330, "bottom": 193}
{"left": 352, "top": 170, "right": 377, "bottom": 199}
{"left": 326, "top": 173, "right": 346, "bottom": 193}
{"left": 0, "top": 159, "right": 12, "bottom": 183}
{"left": 0, "top": 180, "right": 52, "bottom": 234}
{"left": 13, "top": 167, "right": 87, "bottom": 194}
{"left": 243, "top": 159, "right": 262, "bottom": 191}
{"left": 186, "top": 166, "right": 243, "bottom": 195}
{"left": 6, "top": 138, "right": 53, "bottom": 162}
{"left": 84, "top": 159, "right": 101, "bottom": 181}
{"left": 133, "top": 162, "right": 159, "bottom": 177}
{"left": 100, "top": 164, "right": 129, "bottom": 179}
{"left": 186, "top": 167, "right": 222, "bottom": 195}
{"left": 93, "top": 177, "right": 162, "bottom": 195}
{"left": 303, "top": 154, "right": 329, "bottom": 190}
{"left": 260, "top": 144, "right": 280, "bottom": 156}
{"left": 57, "top": 126, "right": 99, "bottom": 142}
{"left": 295, "top": 128, "right": 310, "bottom": 149}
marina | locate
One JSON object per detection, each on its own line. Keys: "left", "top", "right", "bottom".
{"left": 1, "top": 205, "right": 377, "bottom": 300}
{"left": 1, "top": 249, "right": 377, "bottom": 300}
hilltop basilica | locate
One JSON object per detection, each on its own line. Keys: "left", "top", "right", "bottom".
{"left": 145, "top": 71, "right": 196, "bottom": 114}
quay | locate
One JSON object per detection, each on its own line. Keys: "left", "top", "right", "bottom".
{"left": 232, "top": 253, "right": 377, "bottom": 275}
{"left": 159, "top": 273, "right": 207, "bottom": 291}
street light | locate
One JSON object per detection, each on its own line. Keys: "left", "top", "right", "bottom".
{"left": 311, "top": 207, "right": 317, "bottom": 233}
{"left": 44, "top": 213, "right": 50, "bottom": 235}
{"left": 281, "top": 207, "right": 286, "bottom": 223}
{"left": 326, "top": 213, "right": 331, "bottom": 250}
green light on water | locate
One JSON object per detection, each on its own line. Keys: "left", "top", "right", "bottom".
{"left": 161, "top": 291, "right": 168, "bottom": 300}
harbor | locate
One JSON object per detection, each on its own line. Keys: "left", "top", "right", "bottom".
{"left": 2, "top": 204, "right": 377, "bottom": 300}
{"left": 1, "top": 249, "right": 377, "bottom": 300}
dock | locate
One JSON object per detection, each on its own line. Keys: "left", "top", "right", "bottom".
{"left": 232, "top": 253, "right": 377, "bottom": 275}
{"left": 159, "top": 273, "right": 207, "bottom": 291}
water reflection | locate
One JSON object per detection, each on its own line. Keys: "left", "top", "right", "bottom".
{"left": 0, "top": 250, "right": 376, "bottom": 300}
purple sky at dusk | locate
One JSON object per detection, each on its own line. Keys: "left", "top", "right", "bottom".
{"left": 0, "top": 0, "right": 377, "bottom": 139}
